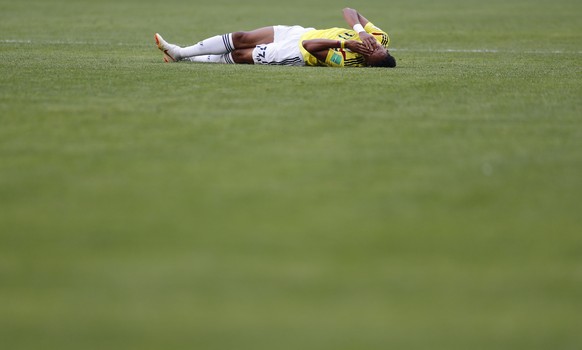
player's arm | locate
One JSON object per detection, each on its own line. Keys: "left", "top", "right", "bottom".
{"left": 342, "top": 8, "right": 376, "bottom": 50}
{"left": 302, "top": 39, "right": 371, "bottom": 61}
{"left": 342, "top": 7, "right": 370, "bottom": 27}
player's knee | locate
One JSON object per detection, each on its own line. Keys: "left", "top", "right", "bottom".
{"left": 232, "top": 31, "right": 251, "bottom": 47}
{"left": 232, "top": 27, "right": 273, "bottom": 48}
{"left": 230, "top": 49, "right": 245, "bottom": 61}
{"left": 231, "top": 49, "right": 254, "bottom": 64}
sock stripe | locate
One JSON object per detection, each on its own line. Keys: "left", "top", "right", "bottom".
{"left": 222, "top": 34, "right": 234, "bottom": 52}
{"left": 224, "top": 53, "right": 234, "bottom": 64}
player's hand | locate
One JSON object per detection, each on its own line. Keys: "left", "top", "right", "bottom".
{"left": 345, "top": 40, "right": 374, "bottom": 56}
{"left": 359, "top": 32, "right": 376, "bottom": 51}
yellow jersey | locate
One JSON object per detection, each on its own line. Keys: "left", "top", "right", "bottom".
{"left": 299, "top": 22, "right": 390, "bottom": 67}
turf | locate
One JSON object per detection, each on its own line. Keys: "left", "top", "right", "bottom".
{"left": 1, "top": 0, "right": 581, "bottom": 349}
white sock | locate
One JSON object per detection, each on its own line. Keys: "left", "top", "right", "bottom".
{"left": 179, "top": 33, "right": 235, "bottom": 58}
{"left": 184, "top": 53, "right": 235, "bottom": 64}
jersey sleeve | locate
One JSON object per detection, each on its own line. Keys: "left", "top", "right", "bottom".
{"left": 324, "top": 49, "right": 344, "bottom": 67}
{"left": 324, "top": 49, "right": 366, "bottom": 67}
{"left": 364, "top": 22, "right": 390, "bottom": 48}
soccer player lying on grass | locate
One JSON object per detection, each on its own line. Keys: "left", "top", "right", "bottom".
{"left": 155, "top": 7, "right": 396, "bottom": 68}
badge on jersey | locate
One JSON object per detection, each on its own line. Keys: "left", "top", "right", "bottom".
{"left": 330, "top": 52, "right": 342, "bottom": 65}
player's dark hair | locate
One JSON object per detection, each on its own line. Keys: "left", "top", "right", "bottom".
{"left": 375, "top": 52, "right": 396, "bottom": 68}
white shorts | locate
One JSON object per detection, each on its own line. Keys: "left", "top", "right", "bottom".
{"left": 252, "top": 25, "right": 315, "bottom": 66}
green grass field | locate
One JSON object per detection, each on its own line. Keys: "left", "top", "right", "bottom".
{"left": 1, "top": 0, "right": 581, "bottom": 349}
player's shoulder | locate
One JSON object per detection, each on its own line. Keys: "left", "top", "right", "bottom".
{"left": 365, "top": 22, "right": 384, "bottom": 32}
{"left": 365, "top": 22, "right": 390, "bottom": 47}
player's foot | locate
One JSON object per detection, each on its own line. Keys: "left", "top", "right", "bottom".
{"left": 154, "top": 33, "right": 179, "bottom": 62}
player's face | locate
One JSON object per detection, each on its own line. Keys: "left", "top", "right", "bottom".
{"left": 365, "top": 42, "right": 389, "bottom": 66}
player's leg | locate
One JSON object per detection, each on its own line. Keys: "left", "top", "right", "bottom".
{"left": 179, "top": 27, "right": 274, "bottom": 57}
{"left": 231, "top": 27, "right": 274, "bottom": 48}
{"left": 249, "top": 26, "right": 314, "bottom": 66}
{"left": 155, "top": 27, "right": 274, "bottom": 62}
{"left": 183, "top": 48, "right": 255, "bottom": 64}
{"left": 230, "top": 48, "right": 256, "bottom": 64}
{"left": 182, "top": 26, "right": 311, "bottom": 65}
{"left": 183, "top": 54, "right": 235, "bottom": 64}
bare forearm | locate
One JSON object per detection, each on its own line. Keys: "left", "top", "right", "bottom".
{"left": 342, "top": 8, "right": 360, "bottom": 27}
{"left": 303, "top": 39, "right": 343, "bottom": 61}
{"left": 342, "top": 7, "right": 370, "bottom": 28}
{"left": 342, "top": 7, "right": 376, "bottom": 50}
{"left": 303, "top": 39, "right": 372, "bottom": 61}
{"left": 303, "top": 39, "right": 343, "bottom": 53}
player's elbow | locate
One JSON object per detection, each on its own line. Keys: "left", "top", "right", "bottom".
{"left": 343, "top": 7, "right": 356, "bottom": 14}
{"left": 302, "top": 40, "right": 316, "bottom": 53}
